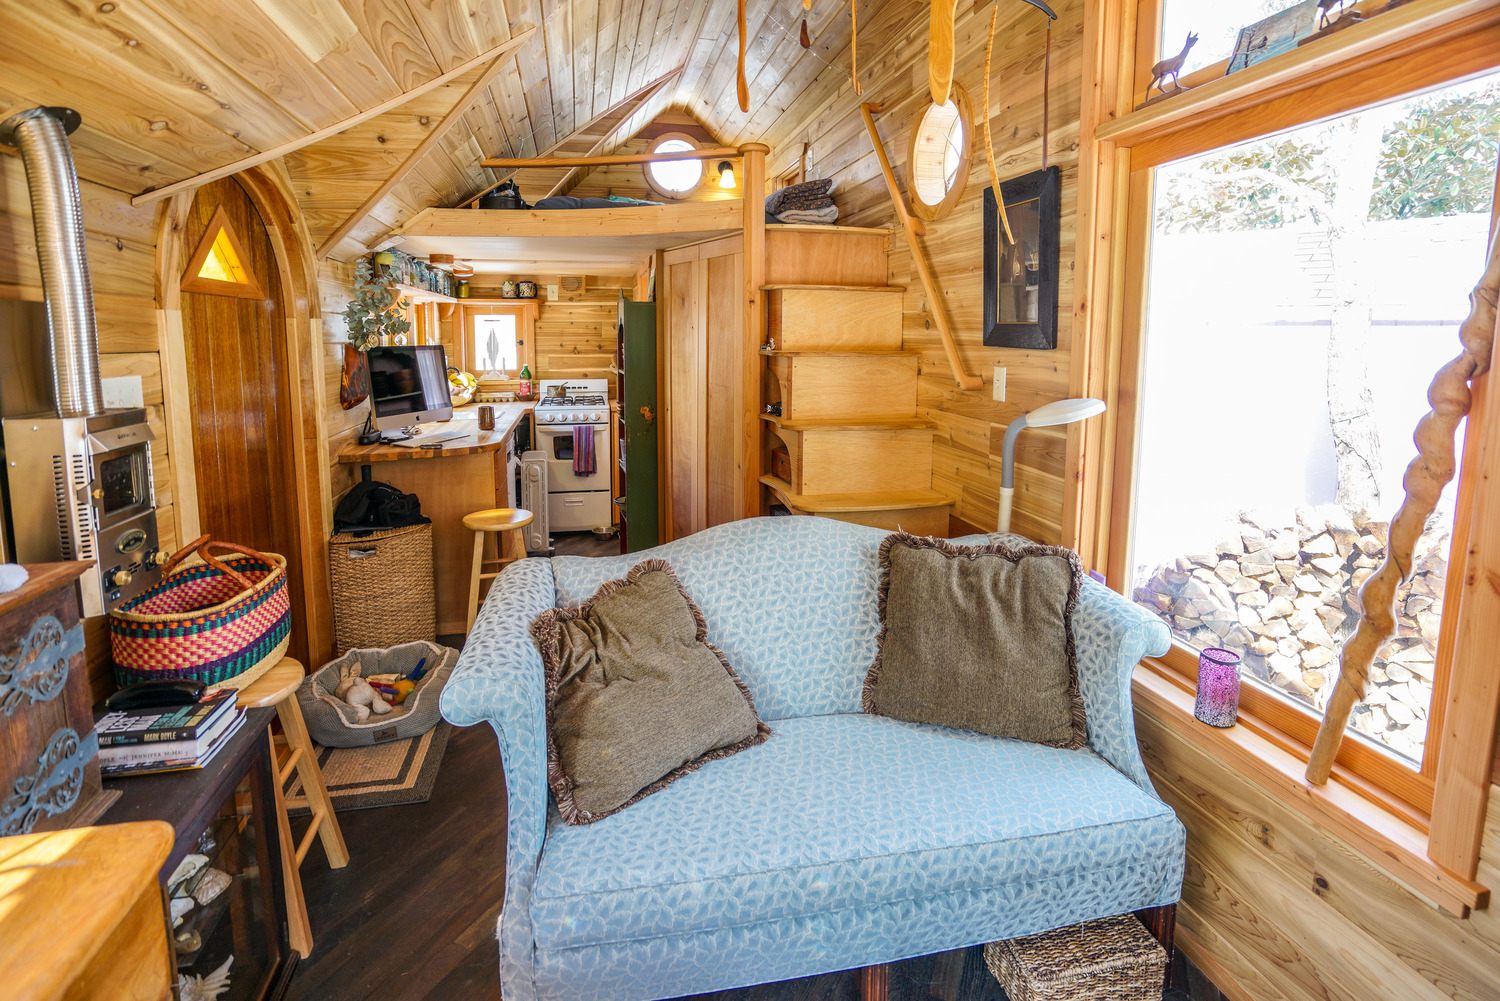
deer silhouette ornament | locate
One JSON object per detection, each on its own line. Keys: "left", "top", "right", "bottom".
{"left": 1149, "top": 32, "right": 1198, "bottom": 96}
{"left": 1317, "top": 0, "right": 1348, "bottom": 29}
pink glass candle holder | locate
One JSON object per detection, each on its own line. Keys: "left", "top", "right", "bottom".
{"left": 1194, "top": 647, "right": 1242, "bottom": 728}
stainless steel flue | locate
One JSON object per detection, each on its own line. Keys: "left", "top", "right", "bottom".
{"left": 0, "top": 107, "right": 103, "bottom": 418}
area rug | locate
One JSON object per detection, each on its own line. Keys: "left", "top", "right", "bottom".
{"left": 288, "top": 722, "right": 453, "bottom": 814}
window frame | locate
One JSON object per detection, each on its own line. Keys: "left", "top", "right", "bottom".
{"left": 1072, "top": 0, "right": 1500, "bottom": 909}
{"left": 643, "top": 133, "right": 706, "bottom": 200}
{"left": 459, "top": 303, "right": 534, "bottom": 377}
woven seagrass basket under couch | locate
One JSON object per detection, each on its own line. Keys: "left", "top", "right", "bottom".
{"left": 983, "top": 914, "right": 1167, "bottom": 1001}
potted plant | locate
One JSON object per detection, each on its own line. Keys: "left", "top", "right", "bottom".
{"left": 340, "top": 258, "right": 412, "bottom": 410}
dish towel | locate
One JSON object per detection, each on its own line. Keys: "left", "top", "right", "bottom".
{"left": 573, "top": 425, "right": 596, "bottom": 476}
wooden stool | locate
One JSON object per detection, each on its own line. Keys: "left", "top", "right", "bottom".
{"left": 238, "top": 657, "right": 349, "bottom": 957}
{"left": 464, "top": 507, "right": 534, "bottom": 631}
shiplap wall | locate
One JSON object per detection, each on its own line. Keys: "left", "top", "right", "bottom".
{"left": 0, "top": 155, "right": 178, "bottom": 555}
{"left": 767, "top": 0, "right": 1079, "bottom": 543}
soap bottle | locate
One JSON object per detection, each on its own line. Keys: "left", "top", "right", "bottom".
{"left": 518, "top": 363, "right": 533, "bottom": 400}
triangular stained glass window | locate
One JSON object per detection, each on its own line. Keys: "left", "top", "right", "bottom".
{"left": 182, "top": 205, "right": 265, "bottom": 299}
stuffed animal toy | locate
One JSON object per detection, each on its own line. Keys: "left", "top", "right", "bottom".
{"left": 332, "top": 661, "right": 392, "bottom": 722}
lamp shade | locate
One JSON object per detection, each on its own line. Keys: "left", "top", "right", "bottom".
{"left": 1024, "top": 397, "right": 1106, "bottom": 428}
{"left": 717, "top": 161, "right": 736, "bottom": 189}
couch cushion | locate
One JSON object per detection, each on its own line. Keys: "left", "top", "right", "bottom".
{"left": 551, "top": 518, "right": 891, "bottom": 721}
{"left": 532, "top": 560, "right": 769, "bottom": 824}
{"left": 530, "top": 713, "right": 1185, "bottom": 952}
{"left": 864, "top": 533, "right": 1086, "bottom": 748}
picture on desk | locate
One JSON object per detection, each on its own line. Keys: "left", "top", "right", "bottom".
{"left": 369, "top": 345, "right": 454, "bottom": 430}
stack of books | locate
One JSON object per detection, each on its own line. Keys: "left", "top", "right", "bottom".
{"left": 95, "top": 689, "right": 245, "bottom": 777}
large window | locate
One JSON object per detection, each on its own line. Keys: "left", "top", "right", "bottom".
{"left": 461, "top": 305, "right": 532, "bottom": 378}
{"left": 1158, "top": 0, "right": 1311, "bottom": 77}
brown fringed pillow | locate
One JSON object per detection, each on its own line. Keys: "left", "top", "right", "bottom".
{"left": 530, "top": 559, "right": 770, "bottom": 824}
{"left": 764, "top": 177, "right": 834, "bottom": 214}
{"left": 862, "top": 533, "right": 1087, "bottom": 748}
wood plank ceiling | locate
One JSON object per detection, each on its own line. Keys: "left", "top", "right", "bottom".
{"left": 0, "top": 0, "right": 883, "bottom": 262}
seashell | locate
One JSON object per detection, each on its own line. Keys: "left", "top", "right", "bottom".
{"left": 178, "top": 956, "right": 233, "bottom": 1001}
{"left": 174, "top": 929, "right": 201, "bottom": 953}
{"left": 168, "top": 853, "right": 209, "bottom": 889}
{"left": 192, "top": 867, "right": 231, "bottom": 905}
{"left": 170, "top": 895, "right": 195, "bottom": 925}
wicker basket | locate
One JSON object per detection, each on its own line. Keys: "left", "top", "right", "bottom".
{"left": 328, "top": 524, "right": 435, "bottom": 654}
{"left": 983, "top": 915, "right": 1167, "bottom": 1001}
{"left": 109, "top": 536, "right": 290, "bottom": 691}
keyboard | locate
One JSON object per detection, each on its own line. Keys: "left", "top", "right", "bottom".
{"left": 394, "top": 429, "right": 470, "bottom": 446}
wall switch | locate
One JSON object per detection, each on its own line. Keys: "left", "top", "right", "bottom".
{"left": 546, "top": 284, "right": 560, "bottom": 301}
{"left": 992, "top": 366, "right": 1006, "bottom": 402}
{"left": 102, "top": 375, "right": 144, "bottom": 409}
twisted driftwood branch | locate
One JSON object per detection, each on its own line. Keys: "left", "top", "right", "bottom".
{"left": 1306, "top": 224, "right": 1500, "bottom": 784}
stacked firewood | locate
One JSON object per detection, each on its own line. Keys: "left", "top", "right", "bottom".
{"left": 1134, "top": 507, "right": 1446, "bottom": 759}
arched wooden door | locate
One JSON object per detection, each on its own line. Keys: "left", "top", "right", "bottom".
{"left": 180, "top": 176, "right": 306, "bottom": 664}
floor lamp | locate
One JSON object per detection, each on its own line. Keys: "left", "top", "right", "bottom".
{"left": 998, "top": 398, "right": 1107, "bottom": 534}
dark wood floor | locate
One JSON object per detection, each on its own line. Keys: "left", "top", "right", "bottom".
{"left": 288, "top": 528, "right": 1219, "bottom": 1001}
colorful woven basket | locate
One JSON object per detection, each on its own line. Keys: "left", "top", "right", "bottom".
{"left": 109, "top": 535, "right": 291, "bottom": 691}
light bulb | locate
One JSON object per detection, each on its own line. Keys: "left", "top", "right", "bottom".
{"left": 718, "top": 161, "right": 736, "bottom": 189}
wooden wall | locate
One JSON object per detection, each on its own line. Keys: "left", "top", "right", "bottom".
{"left": 565, "top": 109, "right": 740, "bottom": 204}
{"left": 0, "top": 154, "right": 179, "bottom": 556}
{"left": 465, "top": 274, "right": 633, "bottom": 396}
{"left": 1136, "top": 699, "right": 1500, "bottom": 1001}
{"left": 765, "top": 0, "right": 1079, "bottom": 543}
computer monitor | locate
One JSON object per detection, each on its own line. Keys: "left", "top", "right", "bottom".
{"left": 367, "top": 345, "right": 453, "bottom": 432}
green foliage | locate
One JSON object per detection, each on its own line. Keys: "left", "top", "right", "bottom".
{"left": 344, "top": 258, "right": 410, "bottom": 351}
{"left": 1156, "top": 79, "right": 1500, "bottom": 233}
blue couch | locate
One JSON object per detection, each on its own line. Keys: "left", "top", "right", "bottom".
{"left": 440, "top": 517, "right": 1184, "bottom": 1001}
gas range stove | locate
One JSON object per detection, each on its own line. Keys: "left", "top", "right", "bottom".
{"left": 535, "top": 379, "right": 610, "bottom": 424}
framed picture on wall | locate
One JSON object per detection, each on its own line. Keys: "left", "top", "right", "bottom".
{"left": 984, "top": 165, "right": 1061, "bottom": 350}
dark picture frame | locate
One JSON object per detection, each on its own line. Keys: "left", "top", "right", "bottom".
{"left": 984, "top": 165, "right": 1061, "bottom": 350}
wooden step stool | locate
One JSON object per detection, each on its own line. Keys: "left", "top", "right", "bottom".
{"left": 237, "top": 657, "right": 349, "bottom": 956}
{"left": 464, "top": 507, "right": 534, "bottom": 631}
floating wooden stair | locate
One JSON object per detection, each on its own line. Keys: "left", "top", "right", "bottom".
{"left": 760, "top": 476, "right": 954, "bottom": 537}
{"left": 757, "top": 259, "right": 954, "bottom": 533}
{"left": 763, "top": 350, "right": 920, "bottom": 422}
{"left": 761, "top": 414, "right": 934, "bottom": 495}
{"left": 765, "top": 285, "right": 904, "bottom": 351}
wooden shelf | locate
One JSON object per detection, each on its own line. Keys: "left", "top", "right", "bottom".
{"left": 389, "top": 283, "right": 458, "bottom": 304}
{"left": 759, "top": 475, "right": 953, "bottom": 513}
{"left": 760, "top": 283, "right": 905, "bottom": 292}
{"left": 759, "top": 348, "right": 919, "bottom": 358}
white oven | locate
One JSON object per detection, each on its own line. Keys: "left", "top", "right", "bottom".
{"left": 536, "top": 422, "right": 612, "bottom": 532}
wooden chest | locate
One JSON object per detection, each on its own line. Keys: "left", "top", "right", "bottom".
{"left": 0, "top": 562, "right": 111, "bottom": 836}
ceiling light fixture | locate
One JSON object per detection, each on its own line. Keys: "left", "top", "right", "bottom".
{"left": 717, "top": 161, "right": 736, "bottom": 189}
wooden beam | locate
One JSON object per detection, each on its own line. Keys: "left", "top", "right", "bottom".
{"left": 396, "top": 200, "right": 743, "bottom": 239}
{"left": 129, "top": 28, "right": 538, "bottom": 207}
{"left": 542, "top": 71, "right": 682, "bottom": 200}
{"left": 857, "top": 103, "right": 983, "bottom": 392}
{"left": 458, "top": 66, "right": 684, "bottom": 209}
{"left": 315, "top": 53, "right": 514, "bottom": 259}
{"left": 481, "top": 146, "right": 742, "bottom": 168}
{"left": 742, "top": 143, "right": 768, "bottom": 520}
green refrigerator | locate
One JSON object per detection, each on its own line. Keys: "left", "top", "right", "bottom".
{"left": 616, "top": 292, "right": 658, "bottom": 552}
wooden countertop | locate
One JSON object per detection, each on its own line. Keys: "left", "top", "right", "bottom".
{"left": 338, "top": 402, "right": 533, "bottom": 463}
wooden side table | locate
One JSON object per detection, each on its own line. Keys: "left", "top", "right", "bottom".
{"left": 0, "top": 821, "right": 175, "bottom": 1001}
{"left": 102, "top": 707, "right": 298, "bottom": 1000}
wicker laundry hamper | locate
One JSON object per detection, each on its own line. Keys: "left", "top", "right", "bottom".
{"left": 983, "top": 915, "right": 1167, "bottom": 1001}
{"left": 328, "top": 523, "right": 435, "bottom": 655}
{"left": 299, "top": 641, "right": 458, "bottom": 747}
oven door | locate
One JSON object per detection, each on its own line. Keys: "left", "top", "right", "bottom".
{"left": 538, "top": 424, "right": 609, "bottom": 492}
{"left": 89, "top": 441, "right": 155, "bottom": 529}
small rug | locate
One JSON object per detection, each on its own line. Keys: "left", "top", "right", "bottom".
{"left": 288, "top": 722, "right": 453, "bottom": 814}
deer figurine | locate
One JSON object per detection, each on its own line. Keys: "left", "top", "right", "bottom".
{"left": 1317, "top": 0, "right": 1348, "bottom": 28}
{"left": 1149, "top": 32, "right": 1198, "bottom": 96}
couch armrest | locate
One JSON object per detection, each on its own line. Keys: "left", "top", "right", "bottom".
{"left": 439, "top": 557, "right": 556, "bottom": 1001}
{"left": 1073, "top": 578, "right": 1173, "bottom": 791}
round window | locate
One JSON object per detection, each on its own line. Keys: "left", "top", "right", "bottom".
{"left": 907, "top": 88, "right": 972, "bottom": 221}
{"left": 646, "top": 135, "right": 704, "bottom": 198}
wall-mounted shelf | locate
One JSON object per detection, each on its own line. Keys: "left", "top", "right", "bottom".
{"left": 388, "top": 282, "right": 457, "bottom": 304}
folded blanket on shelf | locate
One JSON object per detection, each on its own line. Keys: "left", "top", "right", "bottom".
{"left": 773, "top": 204, "right": 840, "bottom": 224}
{"left": 765, "top": 177, "right": 835, "bottom": 214}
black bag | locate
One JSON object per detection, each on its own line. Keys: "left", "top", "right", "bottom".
{"left": 478, "top": 179, "right": 529, "bottom": 210}
{"left": 333, "top": 474, "right": 430, "bottom": 536}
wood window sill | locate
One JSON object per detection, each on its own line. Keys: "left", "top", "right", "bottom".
{"left": 1132, "top": 661, "right": 1488, "bottom": 916}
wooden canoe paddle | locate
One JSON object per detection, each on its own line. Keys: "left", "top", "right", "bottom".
{"left": 737, "top": 0, "right": 749, "bottom": 112}
{"left": 929, "top": 0, "right": 957, "bottom": 106}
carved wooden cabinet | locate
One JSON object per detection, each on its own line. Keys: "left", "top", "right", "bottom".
{"left": 0, "top": 562, "right": 113, "bottom": 836}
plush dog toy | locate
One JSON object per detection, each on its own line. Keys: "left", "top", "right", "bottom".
{"left": 332, "top": 661, "right": 392, "bottom": 722}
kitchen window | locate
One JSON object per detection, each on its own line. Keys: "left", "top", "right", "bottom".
{"left": 461, "top": 305, "right": 533, "bottom": 378}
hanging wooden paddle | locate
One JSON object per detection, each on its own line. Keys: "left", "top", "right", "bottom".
{"left": 851, "top": 0, "right": 862, "bottom": 95}
{"left": 737, "top": 0, "right": 749, "bottom": 112}
{"left": 801, "top": 19, "right": 811, "bottom": 48}
{"left": 982, "top": 4, "right": 1013, "bottom": 245}
{"left": 929, "top": 0, "right": 958, "bottom": 106}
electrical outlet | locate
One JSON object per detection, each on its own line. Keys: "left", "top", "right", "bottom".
{"left": 992, "top": 366, "right": 1006, "bottom": 402}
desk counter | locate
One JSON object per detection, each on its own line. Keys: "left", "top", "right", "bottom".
{"left": 337, "top": 403, "right": 535, "bottom": 632}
